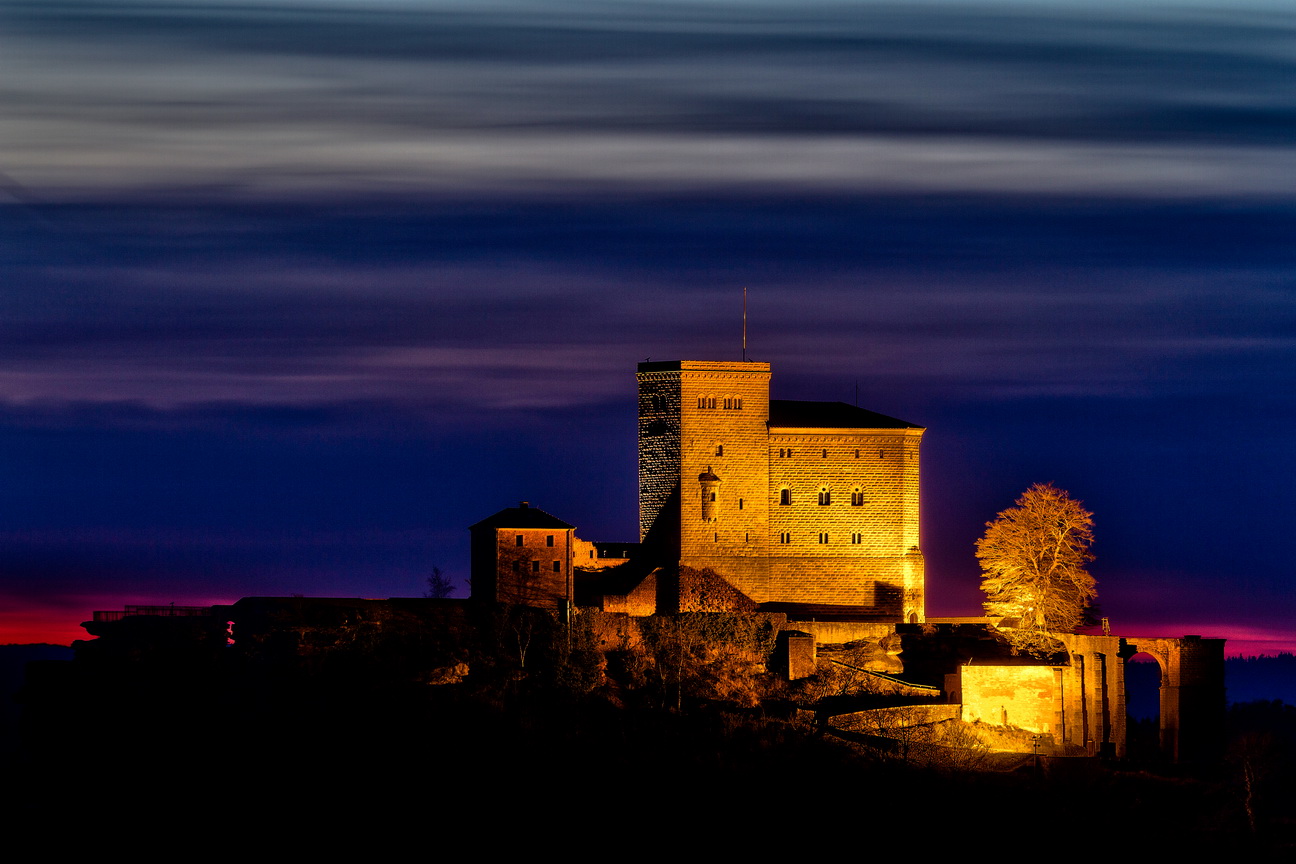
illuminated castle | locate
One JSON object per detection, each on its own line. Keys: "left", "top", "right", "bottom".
{"left": 472, "top": 359, "right": 925, "bottom": 620}
{"left": 635, "top": 360, "right": 925, "bottom": 620}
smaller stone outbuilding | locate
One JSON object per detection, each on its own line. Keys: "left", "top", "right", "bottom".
{"left": 469, "top": 502, "right": 575, "bottom": 614}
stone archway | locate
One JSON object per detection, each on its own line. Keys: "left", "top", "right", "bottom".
{"left": 1056, "top": 633, "right": 1224, "bottom": 763}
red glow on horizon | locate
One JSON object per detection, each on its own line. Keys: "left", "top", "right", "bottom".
{"left": 5, "top": 599, "right": 1296, "bottom": 658}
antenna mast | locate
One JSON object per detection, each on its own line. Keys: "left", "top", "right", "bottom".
{"left": 742, "top": 286, "right": 747, "bottom": 361}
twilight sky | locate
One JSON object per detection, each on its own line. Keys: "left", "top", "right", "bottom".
{"left": 3, "top": 0, "right": 1294, "bottom": 653}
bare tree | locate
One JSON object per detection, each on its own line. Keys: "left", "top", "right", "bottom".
{"left": 977, "top": 483, "right": 1096, "bottom": 655}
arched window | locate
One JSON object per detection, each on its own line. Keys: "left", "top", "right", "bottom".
{"left": 779, "top": 488, "right": 790, "bottom": 506}
{"left": 818, "top": 533, "right": 829, "bottom": 544}
{"left": 818, "top": 488, "right": 831, "bottom": 506}
{"left": 851, "top": 489, "right": 864, "bottom": 506}
{"left": 715, "top": 444, "right": 723, "bottom": 457}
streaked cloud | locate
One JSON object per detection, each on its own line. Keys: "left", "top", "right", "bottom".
{"left": 5, "top": 1, "right": 1295, "bottom": 198}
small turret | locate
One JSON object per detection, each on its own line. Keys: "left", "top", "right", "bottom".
{"left": 698, "top": 467, "right": 721, "bottom": 521}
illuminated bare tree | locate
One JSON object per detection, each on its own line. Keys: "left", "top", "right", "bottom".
{"left": 977, "top": 483, "right": 1096, "bottom": 655}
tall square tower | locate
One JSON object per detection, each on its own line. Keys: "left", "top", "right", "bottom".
{"left": 637, "top": 361, "right": 773, "bottom": 605}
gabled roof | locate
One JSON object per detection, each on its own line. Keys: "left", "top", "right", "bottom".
{"left": 469, "top": 503, "right": 575, "bottom": 531}
{"left": 769, "top": 400, "right": 921, "bottom": 430}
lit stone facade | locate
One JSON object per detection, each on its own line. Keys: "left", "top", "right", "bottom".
{"left": 469, "top": 503, "right": 575, "bottom": 613}
{"left": 637, "top": 360, "right": 925, "bottom": 621}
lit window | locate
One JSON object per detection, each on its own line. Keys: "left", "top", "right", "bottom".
{"left": 818, "top": 489, "right": 831, "bottom": 506}
{"left": 779, "top": 489, "right": 790, "bottom": 506}
{"left": 546, "top": 535, "right": 554, "bottom": 547}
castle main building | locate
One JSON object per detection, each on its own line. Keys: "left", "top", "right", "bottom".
{"left": 637, "top": 361, "right": 925, "bottom": 621}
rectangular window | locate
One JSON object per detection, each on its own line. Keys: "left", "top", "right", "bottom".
{"left": 515, "top": 535, "right": 524, "bottom": 546}
{"left": 851, "top": 533, "right": 862, "bottom": 544}
{"left": 818, "top": 533, "right": 829, "bottom": 544}
{"left": 531, "top": 561, "right": 540, "bottom": 572}
{"left": 779, "top": 532, "right": 791, "bottom": 544}
{"left": 546, "top": 535, "right": 554, "bottom": 547}
{"left": 552, "top": 561, "right": 562, "bottom": 572}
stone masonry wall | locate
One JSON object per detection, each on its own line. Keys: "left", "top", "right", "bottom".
{"left": 637, "top": 360, "right": 924, "bottom": 618}
{"left": 768, "top": 428, "right": 924, "bottom": 616}
{"left": 960, "top": 664, "right": 1061, "bottom": 734}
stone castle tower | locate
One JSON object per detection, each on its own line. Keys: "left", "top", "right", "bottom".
{"left": 637, "top": 360, "right": 925, "bottom": 621}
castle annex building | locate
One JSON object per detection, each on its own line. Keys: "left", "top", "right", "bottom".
{"left": 637, "top": 361, "right": 925, "bottom": 620}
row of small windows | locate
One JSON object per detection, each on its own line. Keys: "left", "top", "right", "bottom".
{"left": 711, "top": 532, "right": 755, "bottom": 543}
{"left": 513, "top": 560, "right": 563, "bottom": 572}
{"left": 697, "top": 396, "right": 744, "bottom": 409}
{"left": 777, "top": 449, "right": 887, "bottom": 459}
{"left": 778, "top": 488, "right": 865, "bottom": 506}
{"left": 771, "top": 532, "right": 864, "bottom": 544}
{"left": 515, "top": 534, "right": 557, "bottom": 547}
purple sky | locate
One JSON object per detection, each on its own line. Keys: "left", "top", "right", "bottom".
{"left": 3, "top": 1, "right": 1295, "bottom": 653}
